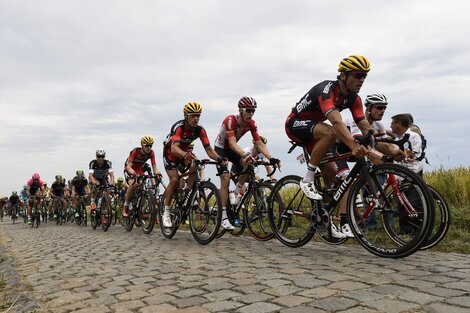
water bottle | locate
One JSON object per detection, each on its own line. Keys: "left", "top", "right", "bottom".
{"left": 229, "top": 191, "right": 237, "bottom": 205}
{"left": 97, "top": 197, "right": 102, "bottom": 209}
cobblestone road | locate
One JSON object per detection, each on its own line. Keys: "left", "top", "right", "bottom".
{"left": 1, "top": 220, "right": 470, "bottom": 313}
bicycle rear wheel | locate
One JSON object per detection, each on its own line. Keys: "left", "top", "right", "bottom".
{"left": 189, "top": 181, "right": 222, "bottom": 245}
{"left": 347, "top": 163, "right": 434, "bottom": 258}
{"left": 245, "top": 182, "right": 275, "bottom": 241}
{"left": 420, "top": 185, "right": 451, "bottom": 250}
{"left": 101, "top": 195, "right": 111, "bottom": 232}
{"left": 140, "top": 192, "right": 157, "bottom": 234}
{"left": 268, "top": 175, "right": 315, "bottom": 248}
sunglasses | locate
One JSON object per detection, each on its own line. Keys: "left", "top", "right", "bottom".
{"left": 243, "top": 108, "right": 256, "bottom": 114}
{"left": 96, "top": 155, "right": 105, "bottom": 159}
{"left": 144, "top": 144, "right": 153, "bottom": 148}
{"left": 351, "top": 72, "right": 368, "bottom": 80}
{"left": 374, "top": 106, "right": 387, "bottom": 111}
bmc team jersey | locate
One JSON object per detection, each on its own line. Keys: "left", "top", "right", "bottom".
{"left": 214, "top": 115, "right": 261, "bottom": 149}
{"left": 163, "top": 120, "right": 211, "bottom": 161}
{"left": 89, "top": 160, "right": 113, "bottom": 183}
{"left": 289, "top": 80, "right": 365, "bottom": 123}
{"left": 27, "top": 178, "right": 44, "bottom": 195}
{"left": 125, "top": 147, "right": 156, "bottom": 175}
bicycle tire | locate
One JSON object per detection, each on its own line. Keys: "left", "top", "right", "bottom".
{"left": 268, "top": 175, "right": 315, "bottom": 248}
{"left": 140, "top": 192, "right": 157, "bottom": 234}
{"left": 245, "top": 182, "right": 275, "bottom": 241}
{"left": 159, "top": 190, "right": 179, "bottom": 239}
{"left": 420, "top": 185, "right": 451, "bottom": 250}
{"left": 347, "top": 163, "right": 434, "bottom": 258}
{"left": 101, "top": 195, "right": 111, "bottom": 232}
{"left": 90, "top": 209, "right": 98, "bottom": 230}
{"left": 189, "top": 181, "right": 222, "bottom": 245}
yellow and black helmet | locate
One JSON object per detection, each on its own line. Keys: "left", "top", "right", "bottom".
{"left": 141, "top": 135, "right": 154, "bottom": 145}
{"left": 183, "top": 102, "right": 202, "bottom": 115}
{"left": 338, "top": 55, "right": 370, "bottom": 72}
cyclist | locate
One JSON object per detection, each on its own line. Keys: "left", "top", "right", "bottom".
{"left": 71, "top": 170, "right": 90, "bottom": 217}
{"left": 89, "top": 149, "right": 115, "bottom": 210}
{"left": 115, "top": 176, "right": 128, "bottom": 200}
{"left": 0, "top": 197, "right": 7, "bottom": 221}
{"left": 8, "top": 191, "right": 21, "bottom": 220}
{"left": 162, "top": 102, "right": 227, "bottom": 228}
{"left": 26, "top": 173, "right": 45, "bottom": 224}
{"left": 50, "top": 175, "right": 67, "bottom": 219}
{"left": 243, "top": 135, "right": 277, "bottom": 182}
{"left": 214, "top": 96, "right": 280, "bottom": 230}
{"left": 19, "top": 185, "right": 29, "bottom": 217}
{"left": 123, "top": 136, "right": 162, "bottom": 217}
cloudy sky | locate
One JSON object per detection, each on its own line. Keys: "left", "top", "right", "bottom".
{"left": 1, "top": 0, "right": 469, "bottom": 195}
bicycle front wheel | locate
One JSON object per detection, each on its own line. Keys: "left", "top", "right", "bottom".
{"left": 268, "top": 175, "right": 315, "bottom": 248}
{"left": 140, "top": 192, "right": 157, "bottom": 234}
{"left": 189, "top": 181, "right": 222, "bottom": 245}
{"left": 245, "top": 182, "right": 275, "bottom": 241}
{"left": 101, "top": 196, "right": 111, "bottom": 232}
{"left": 347, "top": 163, "right": 434, "bottom": 258}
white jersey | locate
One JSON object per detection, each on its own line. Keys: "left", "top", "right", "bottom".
{"left": 243, "top": 147, "right": 266, "bottom": 161}
{"left": 345, "top": 118, "right": 387, "bottom": 139}
{"left": 396, "top": 129, "right": 424, "bottom": 174}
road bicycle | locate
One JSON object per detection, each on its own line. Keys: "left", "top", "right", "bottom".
{"left": 159, "top": 159, "right": 222, "bottom": 245}
{"left": 268, "top": 131, "right": 435, "bottom": 258}
{"left": 214, "top": 160, "right": 278, "bottom": 241}
{"left": 90, "top": 184, "right": 114, "bottom": 232}
{"left": 123, "top": 174, "right": 160, "bottom": 234}
{"left": 74, "top": 195, "right": 88, "bottom": 227}
{"left": 51, "top": 196, "right": 66, "bottom": 225}
{"left": 30, "top": 196, "right": 44, "bottom": 228}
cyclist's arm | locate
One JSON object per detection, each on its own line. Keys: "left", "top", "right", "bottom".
{"left": 170, "top": 141, "right": 189, "bottom": 159}
{"left": 329, "top": 110, "right": 367, "bottom": 153}
{"left": 227, "top": 136, "right": 245, "bottom": 157}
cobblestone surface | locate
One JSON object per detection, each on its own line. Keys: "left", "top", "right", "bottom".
{"left": 1, "top": 220, "right": 469, "bottom": 313}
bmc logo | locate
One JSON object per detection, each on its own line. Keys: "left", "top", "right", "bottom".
{"left": 293, "top": 120, "right": 308, "bottom": 128}
{"left": 323, "top": 82, "right": 333, "bottom": 94}
{"left": 296, "top": 97, "right": 311, "bottom": 112}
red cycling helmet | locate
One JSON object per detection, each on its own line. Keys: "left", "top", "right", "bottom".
{"left": 32, "top": 173, "right": 40, "bottom": 180}
{"left": 238, "top": 96, "right": 257, "bottom": 109}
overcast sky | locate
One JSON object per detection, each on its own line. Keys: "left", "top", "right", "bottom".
{"left": 1, "top": 0, "right": 469, "bottom": 195}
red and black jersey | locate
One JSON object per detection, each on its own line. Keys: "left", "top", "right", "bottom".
{"left": 125, "top": 147, "right": 156, "bottom": 175}
{"left": 163, "top": 120, "right": 211, "bottom": 160}
{"left": 289, "top": 80, "right": 365, "bottom": 123}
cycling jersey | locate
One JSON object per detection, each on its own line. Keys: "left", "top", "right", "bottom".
{"left": 51, "top": 181, "right": 66, "bottom": 197}
{"left": 20, "top": 190, "right": 29, "bottom": 202}
{"left": 27, "top": 178, "right": 44, "bottom": 196}
{"left": 71, "top": 176, "right": 88, "bottom": 194}
{"left": 285, "top": 80, "right": 365, "bottom": 146}
{"left": 89, "top": 159, "right": 113, "bottom": 184}
{"left": 163, "top": 119, "right": 212, "bottom": 170}
{"left": 125, "top": 147, "right": 156, "bottom": 176}
{"left": 9, "top": 195, "right": 20, "bottom": 205}
{"left": 214, "top": 115, "right": 261, "bottom": 149}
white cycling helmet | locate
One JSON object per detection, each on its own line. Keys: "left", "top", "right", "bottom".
{"left": 96, "top": 149, "right": 106, "bottom": 157}
{"left": 364, "top": 93, "right": 388, "bottom": 107}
